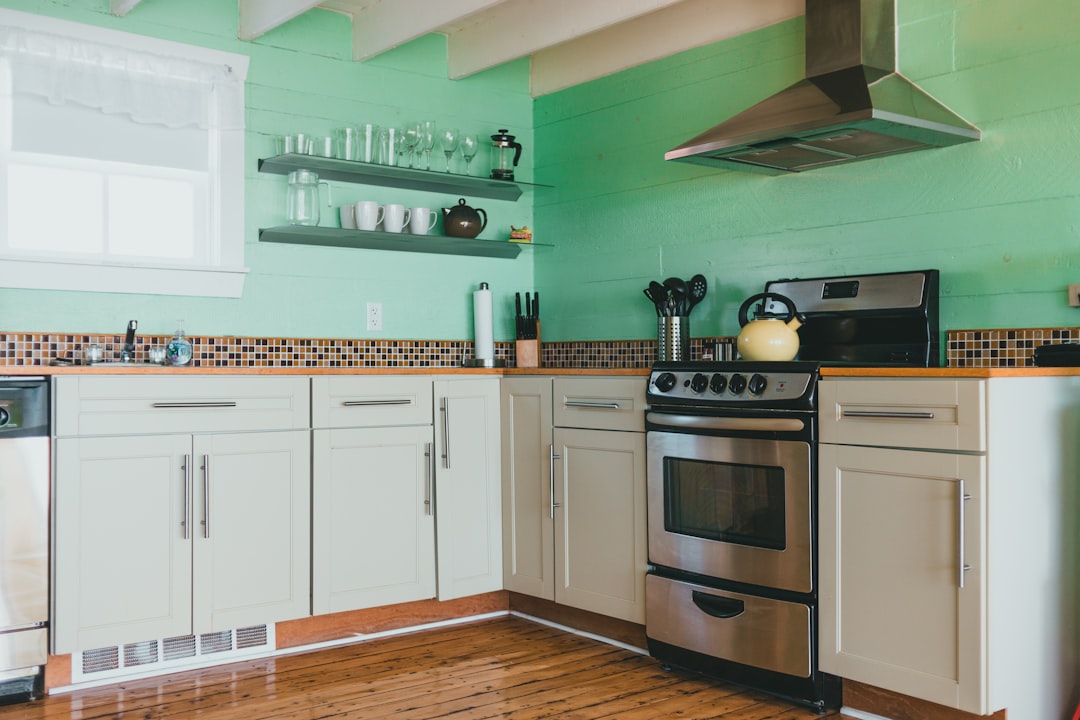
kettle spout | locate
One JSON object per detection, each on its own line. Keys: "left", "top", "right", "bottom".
{"left": 788, "top": 315, "right": 804, "bottom": 332}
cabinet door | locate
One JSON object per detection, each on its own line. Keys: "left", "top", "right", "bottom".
{"left": 53, "top": 435, "right": 193, "bottom": 654}
{"left": 819, "top": 444, "right": 986, "bottom": 713}
{"left": 500, "top": 377, "right": 554, "bottom": 600}
{"left": 191, "top": 430, "right": 311, "bottom": 633}
{"left": 553, "top": 427, "right": 647, "bottom": 623}
{"left": 433, "top": 378, "right": 503, "bottom": 600}
{"left": 312, "top": 426, "right": 435, "bottom": 613}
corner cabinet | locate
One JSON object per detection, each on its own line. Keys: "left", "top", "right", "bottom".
{"left": 818, "top": 376, "right": 1080, "bottom": 720}
{"left": 256, "top": 154, "right": 551, "bottom": 259}
{"left": 501, "top": 376, "right": 648, "bottom": 624}
{"left": 51, "top": 376, "right": 311, "bottom": 655}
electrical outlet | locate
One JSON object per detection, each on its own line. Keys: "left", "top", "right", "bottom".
{"left": 1070, "top": 284, "right": 1080, "bottom": 308}
{"left": 366, "top": 302, "right": 383, "bottom": 330}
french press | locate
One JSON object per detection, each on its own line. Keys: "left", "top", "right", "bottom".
{"left": 489, "top": 129, "right": 522, "bottom": 181}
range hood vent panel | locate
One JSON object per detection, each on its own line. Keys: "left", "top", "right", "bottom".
{"left": 666, "top": 0, "right": 980, "bottom": 174}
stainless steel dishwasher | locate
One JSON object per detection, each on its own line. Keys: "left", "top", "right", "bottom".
{"left": 0, "top": 377, "right": 48, "bottom": 703}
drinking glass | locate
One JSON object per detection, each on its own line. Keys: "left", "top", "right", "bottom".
{"left": 460, "top": 134, "right": 479, "bottom": 176}
{"left": 403, "top": 122, "right": 422, "bottom": 168}
{"left": 420, "top": 120, "right": 437, "bottom": 170}
{"left": 440, "top": 128, "right": 460, "bottom": 173}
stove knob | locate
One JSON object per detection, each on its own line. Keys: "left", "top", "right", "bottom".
{"left": 709, "top": 373, "right": 727, "bottom": 394}
{"left": 728, "top": 373, "right": 747, "bottom": 394}
{"left": 654, "top": 372, "right": 677, "bottom": 393}
{"left": 0, "top": 407, "right": 7, "bottom": 427}
{"left": 747, "top": 373, "right": 768, "bottom": 396}
{"left": 690, "top": 373, "right": 709, "bottom": 393}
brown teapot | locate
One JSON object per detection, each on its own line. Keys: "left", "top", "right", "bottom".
{"left": 442, "top": 198, "right": 487, "bottom": 238}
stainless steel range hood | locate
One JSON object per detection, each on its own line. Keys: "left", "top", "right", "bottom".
{"left": 665, "top": 0, "right": 980, "bottom": 174}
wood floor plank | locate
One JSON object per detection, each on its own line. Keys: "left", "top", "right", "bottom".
{"left": 0, "top": 616, "right": 842, "bottom": 720}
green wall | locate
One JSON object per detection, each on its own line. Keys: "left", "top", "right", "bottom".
{"left": 0, "top": 0, "right": 535, "bottom": 340}
{"left": 533, "top": 0, "right": 1080, "bottom": 341}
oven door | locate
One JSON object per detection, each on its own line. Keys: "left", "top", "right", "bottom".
{"left": 646, "top": 429, "right": 812, "bottom": 594}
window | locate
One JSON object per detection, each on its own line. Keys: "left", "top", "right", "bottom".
{"left": 0, "top": 10, "right": 249, "bottom": 297}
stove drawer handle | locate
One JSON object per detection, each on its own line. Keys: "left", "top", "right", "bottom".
{"left": 691, "top": 591, "right": 745, "bottom": 619}
{"left": 647, "top": 412, "right": 805, "bottom": 432}
{"left": 841, "top": 410, "right": 935, "bottom": 420}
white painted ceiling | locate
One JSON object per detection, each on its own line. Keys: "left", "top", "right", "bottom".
{"left": 112, "top": 0, "right": 802, "bottom": 96}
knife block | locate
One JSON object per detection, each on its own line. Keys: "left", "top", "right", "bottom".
{"left": 515, "top": 321, "right": 541, "bottom": 368}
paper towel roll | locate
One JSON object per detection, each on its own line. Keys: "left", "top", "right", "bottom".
{"left": 473, "top": 282, "right": 494, "bottom": 362}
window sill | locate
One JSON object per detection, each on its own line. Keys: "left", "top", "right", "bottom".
{"left": 0, "top": 257, "right": 248, "bottom": 297}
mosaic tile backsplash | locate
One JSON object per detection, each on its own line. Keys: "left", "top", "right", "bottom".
{"left": 1, "top": 329, "right": 1075, "bottom": 369}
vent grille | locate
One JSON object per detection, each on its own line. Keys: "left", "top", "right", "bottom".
{"left": 73, "top": 624, "right": 273, "bottom": 685}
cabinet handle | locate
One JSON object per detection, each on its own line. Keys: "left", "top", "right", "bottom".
{"left": 202, "top": 454, "right": 211, "bottom": 539}
{"left": 958, "top": 479, "right": 972, "bottom": 588}
{"left": 841, "top": 410, "right": 935, "bottom": 419}
{"left": 691, "top": 591, "right": 745, "bottom": 619}
{"left": 440, "top": 399, "right": 451, "bottom": 469}
{"left": 341, "top": 399, "right": 412, "bottom": 407}
{"left": 152, "top": 401, "right": 238, "bottom": 409}
{"left": 549, "top": 444, "right": 562, "bottom": 519}
{"left": 182, "top": 454, "right": 192, "bottom": 540}
{"left": 424, "top": 442, "right": 434, "bottom": 516}
{"left": 564, "top": 400, "right": 620, "bottom": 410}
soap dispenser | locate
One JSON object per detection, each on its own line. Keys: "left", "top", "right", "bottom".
{"left": 166, "top": 320, "right": 193, "bottom": 366}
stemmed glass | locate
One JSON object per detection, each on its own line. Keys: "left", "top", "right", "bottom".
{"left": 420, "top": 120, "right": 437, "bottom": 170}
{"left": 402, "top": 122, "right": 422, "bottom": 168}
{"left": 440, "top": 128, "right": 459, "bottom": 173}
{"left": 460, "top": 134, "right": 479, "bottom": 176}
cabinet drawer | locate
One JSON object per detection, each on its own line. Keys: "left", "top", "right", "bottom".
{"left": 54, "top": 376, "right": 310, "bottom": 437}
{"left": 819, "top": 378, "right": 985, "bottom": 452}
{"left": 553, "top": 377, "right": 646, "bottom": 432}
{"left": 312, "top": 375, "right": 432, "bottom": 428}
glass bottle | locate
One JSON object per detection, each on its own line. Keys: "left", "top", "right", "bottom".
{"left": 166, "top": 320, "right": 193, "bottom": 366}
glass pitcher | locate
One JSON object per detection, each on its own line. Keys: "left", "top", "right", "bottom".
{"left": 286, "top": 170, "right": 331, "bottom": 226}
{"left": 490, "top": 129, "right": 522, "bottom": 181}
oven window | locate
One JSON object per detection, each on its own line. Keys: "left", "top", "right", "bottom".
{"left": 663, "top": 457, "right": 786, "bottom": 550}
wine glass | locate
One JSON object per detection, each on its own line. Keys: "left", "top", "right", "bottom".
{"left": 460, "top": 134, "right": 479, "bottom": 176}
{"left": 420, "top": 120, "right": 437, "bottom": 170}
{"left": 402, "top": 122, "right": 422, "bottom": 168}
{"left": 440, "top": 128, "right": 459, "bottom": 173}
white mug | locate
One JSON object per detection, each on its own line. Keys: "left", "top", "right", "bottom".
{"left": 383, "top": 203, "right": 411, "bottom": 233}
{"left": 339, "top": 204, "right": 357, "bottom": 229}
{"left": 354, "top": 201, "right": 384, "bottom": 231}
{"left": 408, "top": 207, "right": 438, "bottom": 235}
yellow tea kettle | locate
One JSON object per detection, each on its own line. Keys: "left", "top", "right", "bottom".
{"left": 736, "top": 292, "right": 804, "bottom": 361}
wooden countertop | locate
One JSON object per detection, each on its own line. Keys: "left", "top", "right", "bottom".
{"left": 819, "top": 366, "right": 1080, "bottom": 378}
{"left": 0, "top": 365, "right": 651, "bottom": 377}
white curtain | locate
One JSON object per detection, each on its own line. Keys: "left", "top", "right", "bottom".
{"left": 0, "top": 25, "right": 244, "bottom": 130}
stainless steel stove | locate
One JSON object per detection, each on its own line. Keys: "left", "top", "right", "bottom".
{"left": 644, "top": 270, "right": 939, "bottom": 710}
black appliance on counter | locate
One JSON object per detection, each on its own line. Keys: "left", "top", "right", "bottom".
{"left": 644, "top": 269, "right": 938, "bottom": 710}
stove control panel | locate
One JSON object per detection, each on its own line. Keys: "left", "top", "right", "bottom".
{"left": 648, "top": 369, "right": 814, "bottom": 404}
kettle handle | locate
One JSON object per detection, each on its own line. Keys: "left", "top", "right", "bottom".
{"left": 738, "top": 292, "right": 801, "bottom": 327}
{"left": 476, "top": 207, "right": 487, "bottom": 234}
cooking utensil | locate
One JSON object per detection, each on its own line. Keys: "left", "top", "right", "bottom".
{"left": 688, "top": 274, "right": 708, "bottom": 311}
{"left": 664, "top": 277, "right": 688, "bottom": 316}
{"left": 736, "top": 292, "right": 804, "bottom": 361}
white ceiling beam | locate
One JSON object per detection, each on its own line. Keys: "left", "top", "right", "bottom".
{"left": 341, "top": 0, "right": 508, "bottom": 62}
{"left": 445, "top": 0, "right": 688, "bottom": 79}
{"left": 529, "top": 0, "right": 803, "bottom": 96}
{"left": 110, "top": 0, "right": 144, "bottom": 16}
{"left": 238, "top": 0, "right": 325, "bottom": 41}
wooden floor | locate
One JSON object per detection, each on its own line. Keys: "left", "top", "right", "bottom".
{"left": 0, "top": 616, "right": 851, "bottom": 719}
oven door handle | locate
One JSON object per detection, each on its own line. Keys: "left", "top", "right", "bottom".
{"left": 647, "top": 412, "right": 805, "bottom": 433}
{"left": 691, "top": 591, "right": 745, "bottom": 619}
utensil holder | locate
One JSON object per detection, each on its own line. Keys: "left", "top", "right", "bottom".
{"left": 658, "top": 316, "right": 689, "bottom": 362}
{"left": 516, "top": 321, "right": 541, "bottom": 368}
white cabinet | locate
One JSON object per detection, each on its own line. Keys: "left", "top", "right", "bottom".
{"left": 52, "top": 376, "right": 311, "bottom": 655}
{"left": 819, "top": 377, "right": 1080, "bottom": 720}
{"left": 433, "top": 377, "right": 503, "bottom": 600}
{"left": 311, "top": 376, "right": 435, "bottom": 613}
{"left": 501, "top": 376, "right": 647, "bottom": 623}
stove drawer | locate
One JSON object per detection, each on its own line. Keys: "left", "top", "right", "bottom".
{"left": 645, "top": 573, "right": 811, "bottom": 678}
{"left": 819, "top": 378, "right": 985, "bottom": 452}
